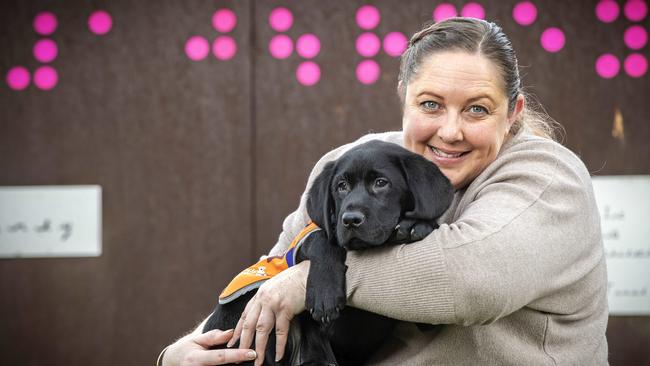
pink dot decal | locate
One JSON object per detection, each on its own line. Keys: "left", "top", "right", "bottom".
{"left": 461, "top": 3, "right": 486, "bottom": 19}
{"left": 356, "top": 59, "right": 380, "bottom": 85}
{"left": 356, "top": 5, "right": 381, "bottom": 30}
{"left": 596, "top": 0, "right": 620, "bottom": 23}
{"left": 595, "top": 54, "right": 620, "bottom": 79}
{"left": 296, "top": 34, "right": 321, "bottom": 59}
{"left": 433, "top": 3, "right": 458, "bottom": 22}
{"left": 212, "top": 36, "right": 237, "bottom": 60}
{"left": 33, "top": 39, "right": 58, "bottom": 63}
{"left": 212, "top": 9, "right": 237, "bottom": 33}
{"left": 185, "top": 36, "right": 209, "bottom": 61}
{"left": 624, "top": 0, "right": 648, "bottom": 21}
{"left": 88, "top": 10, "right": 113, "bottom": 35}
{"left": 383, "top": 32, "right": 408, "bottom": 57}
{"left": 33, "top": 11, "right": 57, "bottom": 36}
{"left": 624, "top": 53, "right": 648, "bottom": 77}
{"left": 541, "top": 27, "right": 565, "bottom": 53}
{"left": 269, "top": 34, "right": 293, "bottom": 59}
{"left": 356, "top": 32, "right": 381, "bottom": 58}
{"left": 6, "top": 66, "right": 31, "bottom": 90}
{"left": 624, "top": 25, "right": 648, "bottom": 49}
{"left": 513, "top": 1, "right": 537, "bottom": 26}
{"left": 34, "top": 66, "right": 58, "bottom": 90}
{"left": 269, "top": 7, "right": 293, "bottom": 32}
{"left": 296, "top": 61, "right": 321, "bottom": 86}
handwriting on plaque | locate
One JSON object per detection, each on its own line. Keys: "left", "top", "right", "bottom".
{"left": 592, "top": 175, "right": 650, "bottom": 315}
{"left": 0, "top": 186, "right": 101, "bottom": 258}
{"left": 0, "top": 219, "right": 73, "bottom": 241}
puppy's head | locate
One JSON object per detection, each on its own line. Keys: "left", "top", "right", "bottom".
{"left": 307, "top": 140, "right": 453, "bottom": 250}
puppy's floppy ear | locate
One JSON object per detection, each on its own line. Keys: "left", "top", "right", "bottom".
{"left": 399, "top": 154, "right": 454, "bottom": 221}
{"left": 306, "top": 160, "right": 336, "bottom": 239}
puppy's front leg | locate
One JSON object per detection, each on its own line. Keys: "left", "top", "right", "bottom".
{"left": 296, "top": 231, "right": 347, "bottom": 327}
{"left": 391, "top": 218, "right": 437, "bottom": 244}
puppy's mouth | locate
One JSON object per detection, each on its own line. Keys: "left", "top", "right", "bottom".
{"left": 337, "top": 226, "right": 394, "bottom": 250}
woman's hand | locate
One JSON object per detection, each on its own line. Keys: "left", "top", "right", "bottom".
{"left": 162, "top": 329, "right": 257, "bottom": 366}
{"left": 229, "top": 260, "right": 310, "bottom": 366}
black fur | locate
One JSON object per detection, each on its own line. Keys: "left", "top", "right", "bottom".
{"left": 203, "top": 140, "right": 453, "bottom": 365}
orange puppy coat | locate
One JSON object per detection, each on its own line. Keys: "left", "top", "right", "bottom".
{"left": 218, "top": 222, "right": 321, "bottom": 304}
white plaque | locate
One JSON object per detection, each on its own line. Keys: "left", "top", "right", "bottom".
{"left": 0, "top": 186, "right": 102, "bottom": 258}
{"left": 592, "top": 175, "right": 650, "bottom": 315}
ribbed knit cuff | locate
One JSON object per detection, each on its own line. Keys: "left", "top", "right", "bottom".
{"left": 345, "top": 237, "right": 456, "bottom": 324}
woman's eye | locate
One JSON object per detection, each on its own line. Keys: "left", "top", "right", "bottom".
{"left": 421, "top": 101, "right": 440, "bottom": 110}
{"left": 468, "top": 105, "right": 488, "bottom": 114}
{"left": 374, "top": 178, "right": 389, "bottom": 188}
{"left": 337, "top": 181, "right": 349, "bottom": 192}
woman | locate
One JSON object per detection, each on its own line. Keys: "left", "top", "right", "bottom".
{"left": 161, "top": 17, "right": 609, "bottom": 365}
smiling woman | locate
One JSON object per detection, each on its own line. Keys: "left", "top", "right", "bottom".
{"left": 162, "top": 17, "right": 608, "bottom": 366}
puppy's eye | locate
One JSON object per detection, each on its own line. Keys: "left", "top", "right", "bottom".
{"left": 374, "top": 178, "right": 389, "bottom": 188}
{"left": 337, "top": 181, "right": 349, "bottom": 192}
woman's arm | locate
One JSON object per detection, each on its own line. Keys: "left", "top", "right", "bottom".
{"left": 344, "top": 139, "right": 607, "bottom": 326}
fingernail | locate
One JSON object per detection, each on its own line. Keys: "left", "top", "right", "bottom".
{"left": 246, "top": 350, "right": 257, "bottom": 359}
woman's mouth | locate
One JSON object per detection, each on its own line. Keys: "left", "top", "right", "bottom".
{"left": 428, "top": 145, "right": 469, "bottom": 166}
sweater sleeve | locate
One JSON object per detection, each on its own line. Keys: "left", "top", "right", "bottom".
{"left": 345, "top": 137, "right": 605, "bottom": 326}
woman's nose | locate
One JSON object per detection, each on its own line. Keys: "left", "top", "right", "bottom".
{"left": 437, "top": 112, "right": 463, "bottom": 143}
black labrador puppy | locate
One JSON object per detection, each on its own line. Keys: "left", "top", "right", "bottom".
{"left": 203, "top": 140, "right": 453, "bottom": 365}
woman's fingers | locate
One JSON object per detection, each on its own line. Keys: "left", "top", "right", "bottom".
{"left": 253, "top": 307, "right": 276, "bottom": 366}
{"left": 200, "top": 348, "right": 257, "bottom": 365}
{"left": 193, "top": 329, "right": 234, "bottom": 348}
{"left": 238, "top": 299, "right": 262, "bottom": 350}
{"left": 274, "top": 312, "right": 292, "bottom": 363}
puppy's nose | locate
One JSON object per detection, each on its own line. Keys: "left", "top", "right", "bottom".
{"left": 342, "top": 211, "right": 365, "bottom": 228}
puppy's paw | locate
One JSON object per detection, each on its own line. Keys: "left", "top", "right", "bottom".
{"left": 305, "top": 265, "right": 346, "bottom": 326}
{"left": 393, "top": 219, "right": 435, "bottom": 244}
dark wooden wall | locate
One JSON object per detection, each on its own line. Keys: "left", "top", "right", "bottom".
{"left": 0, "top": 1, "right": 648, "bottom": 365}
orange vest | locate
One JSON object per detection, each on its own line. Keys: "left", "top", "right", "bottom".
{"left": 218, "top": 222, "right": 321, "bottom": 304}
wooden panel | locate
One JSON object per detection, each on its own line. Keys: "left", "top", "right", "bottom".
{"left": 1, "top": 0, "right": 648, "bottom": 365}
{"left": 0, "top": 1, "right": 252, "bottom": 365}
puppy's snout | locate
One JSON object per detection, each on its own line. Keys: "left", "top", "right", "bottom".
{"left": 342, "top": 211, "right": 365, "bottom": 228}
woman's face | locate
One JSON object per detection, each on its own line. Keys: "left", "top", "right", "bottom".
{"left": 402, "top": 51, "right": 524, "bottom": 189}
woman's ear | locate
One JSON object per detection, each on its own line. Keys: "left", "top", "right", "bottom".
{"left": 306, "top": 161, "right": 336, "bottom": 238}
{"left": 508, "top": 94, "right": 525, "bottom": 128}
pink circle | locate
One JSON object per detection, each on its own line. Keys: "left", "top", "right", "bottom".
{"left": 212, "top": 36, "right": 237, "bottom": 60}
{"left": 596, "top": 0, "right": 620, "bottom": 23}
{"left": 595, "top": 54, "right": 620, "bottom": 78}
{"left": 356, "top": 32, "right": 381, "bottom": 57}
{"left": 6, "top": 66, "right": 31, "bottom": 90}
{"left": 624, "top": 25, "right": 648, "bottom": 49}
{"left": 33, "top": 11, "right": 57, "bottom": 36}
{"left": 34, "top": 66, "right": 58, "bottom": 90}
{"left": 513, "top": 1, "right": 537, "bottom": 26}
{"left": 383, "top": 32, "right": 408, "bottom": 57}
{"left": 541, "top": 27, "right": 565, "bottom": 53}
{"left": 185, "top": 36, "right": 209, "bottom": 61}
{"left": 624, "top": 0, "right": 648, "bottom": 21}
{"left": 269, "top": 7, "right": 293, "bottom": 32}
{"left": 296, "top": 61, "right": 321, "bottom": 86}
{"left": 356, "top": 59, "right": 381, "bottom": 85}
{"left": 461, "top": 3, "right": 486, "bottom": 19}
{"left": 624, "top": 53, "right": 648, "bottom": 77}
{"left": 296, "top": 34, "right": 320, "bottom": 59}
{"left": 356, "top": 5, "right": 381, "bottom": 30}
{"left": 33, "top": 39, "right": 58, "bottom": 63}
{"left": 433, "top": 3, "right": 458, "bottom": 22}
{"left": 88, "top": 10, "right": 113, "bottom": 35}
{"left": 269, "top": 34, "right": 293, "bottom": 59}
{"left": 212, "top": 9, "right": 237, "bottom": 33}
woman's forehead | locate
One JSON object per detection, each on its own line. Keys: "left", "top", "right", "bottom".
{"left": 408, "top": 51, "right": 507, "bottom": 100}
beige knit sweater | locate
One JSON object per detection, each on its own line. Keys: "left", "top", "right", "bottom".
{"left": 268, "top": 130, "right": 609, "bottom": 365}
